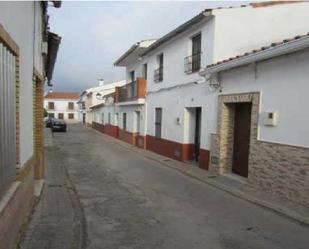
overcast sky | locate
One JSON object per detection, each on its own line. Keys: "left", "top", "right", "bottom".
{"left": 48, "top": 1, "right": 247, "bottom": 92}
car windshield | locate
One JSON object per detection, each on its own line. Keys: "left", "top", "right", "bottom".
{"left": 53, "top": 120, "right": 65, "bottom": 125}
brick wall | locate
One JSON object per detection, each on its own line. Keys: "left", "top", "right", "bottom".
{"left": 33, "top": 74, "right": 44, "bottom": 179}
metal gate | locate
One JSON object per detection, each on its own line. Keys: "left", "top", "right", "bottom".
{"left": 0, "top": 42, "right": 17, "bottom": 196}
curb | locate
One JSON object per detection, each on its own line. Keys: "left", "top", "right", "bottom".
{"left": 143, "top": 153, "right": 309, "bottom": 227}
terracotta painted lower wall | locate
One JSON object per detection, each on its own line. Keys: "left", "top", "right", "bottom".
{"left": 104, "top": 124, "right": 119, "bottom": 138}
{"left": 0, "top": 163, "right": 35, "bottom": 249}
{"left": 92, "top": 122, "right": 105, "bottom": 133}
{"left": 135, "top": 135, "right": 146, "bottom": 149}
{"left": 199, "top": 149, "right": 210, "bottom": 170}
{"left": 146, "top": 135, "right": 210, "bottom": 168}
{"left": 118, "top": 129, "right": 137, "bottom": 145}
{"left": 146, "top": 135, "right": 189, "bottom": 161}
{"left": 89, "top": 124, "right": 210, "bottom": 170}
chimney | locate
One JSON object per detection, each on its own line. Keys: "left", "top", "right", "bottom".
{"left": 98, "top": 79, "right": 104, "bottom": 86}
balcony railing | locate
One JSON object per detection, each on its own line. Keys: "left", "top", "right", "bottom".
{"left": 184, "top": 52, "right": 201, "bottom": 74}
{"left": 116, "top": 78, "right": 146, "bottom": 103}
{"left": 118, "top": 81, "right": 138, "bottom": 102}
{"left": 154, "top": 67, "right": 163, "bottom": 83}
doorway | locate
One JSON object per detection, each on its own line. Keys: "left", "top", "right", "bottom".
{"left": 82, "top": 113, "right": 86, "bottom": 124}
{"left": 232, "top": 103, "right": 252, "bottom": 178}
{"left": 185, "top": 107, "right": 202, "bottom": 163}
{"left": 135, "top": 111, "right": 141, "bottom": 134}
{"left": 194, "top": 107, "right": 202, "bottom": 162}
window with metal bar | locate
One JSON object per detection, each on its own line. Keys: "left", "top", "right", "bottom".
{"left": 155, "top": 108, "right": 162, "bottom": 139}
{"left": 123, "top": 113, "right": 127, "bottom": 131}
{"left": 154, "top": 54, "right": 163, "bottom": 82}
{"left": 184, "top": 33, "right": 202, "bottom": 74}
{"left": 0, "top": 42, "right": 17, "bottom": 196}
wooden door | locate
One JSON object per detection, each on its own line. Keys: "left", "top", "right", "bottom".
{"left": 194, "top": 107, "right": 202, "bottom": 162}
{"left": 232, "top": 103, "right": 252, "bottom": 177}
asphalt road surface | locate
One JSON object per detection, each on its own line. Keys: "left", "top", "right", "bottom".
{"left": 21, "top": 124, "right": 309, "bottom": 249}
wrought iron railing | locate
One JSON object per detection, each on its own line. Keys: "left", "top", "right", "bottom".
{"left": 154, "top": 67, "right": 163, "bottom": 82}
{"left": 118, "top": 81, "right": 138, "bottom": 102}
{"left": 184, "top": 52, "right": 201, "bottom": 74}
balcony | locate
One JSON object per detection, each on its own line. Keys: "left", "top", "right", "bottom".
{"left": 115, "top": 77, "right": 146, "bottom": 103}
{"left": 154, "top": 67, "right": 163, "bottom": 82}
{"left": 184, "top": 52, "right": 201, "bottom": 74}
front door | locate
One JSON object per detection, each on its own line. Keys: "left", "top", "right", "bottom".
{"left": 135, "top": 111, "right": 140, "bottom": 134}
{"left": 194, "top": 107, "right": 202, "bottom": 162}
{"left": 232, "top": 103, "right": 252, "bottom": 177}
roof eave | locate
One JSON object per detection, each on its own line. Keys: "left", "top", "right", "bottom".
{"left": 114, "top": 43, "right": 139, "bottom": 67}
{"left": 200, "top": 36, "right": 309, "bottom": 75}
{"left": 141, "top": 10, "right": 212, "bottom": 57}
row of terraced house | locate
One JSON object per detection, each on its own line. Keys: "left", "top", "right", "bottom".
{"left": 80, "top": 1, "right": 309, "bottom": 209}
{"left": 0, "top": 1, "right": 61, "bottom": 248}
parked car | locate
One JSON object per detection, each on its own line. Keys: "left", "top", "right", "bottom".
{"left": 51, "top": 119, "right": 67, "bottom": 132}
{"left": 45, "top": 117, "right": 55, "bottom": 128}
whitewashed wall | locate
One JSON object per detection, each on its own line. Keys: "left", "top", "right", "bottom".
{"left": 116, "top": 105, "right": 146, "bottom": 134}
{"left": 44, "top": 98, "right": 79, "bottom": 122}
{"left": 146, "top": 83, "right": 217, "bottom": 149}
{"left": 219, "top": 49, "right": 309, "bottom": 148}
{"left": 0, "top": 2, "right": 44, "bottom": 167}
{"left": 213, "top": 2, "right": 309, "bottom": 63}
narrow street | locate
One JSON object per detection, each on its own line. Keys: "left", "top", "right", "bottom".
{"left": 21, "top": 124, "right": 309, "bottom": 249}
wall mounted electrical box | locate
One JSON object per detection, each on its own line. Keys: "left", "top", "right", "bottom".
{"left": 264, "top": 111, "right": 278, "bottom": 126}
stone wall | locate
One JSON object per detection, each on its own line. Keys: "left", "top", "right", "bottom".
{"left": 209, "top": 92, "right": 309, "bottom": 207}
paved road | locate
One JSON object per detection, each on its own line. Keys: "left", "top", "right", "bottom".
{"left": 22, "top": 124, "right": 309, "bottom": 249}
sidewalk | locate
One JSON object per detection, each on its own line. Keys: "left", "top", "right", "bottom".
{"left": 18, "top": 130, "right": 86, "bottom": 249}
{"left": 97, "top": 130, "right": 309, "bottom": 227}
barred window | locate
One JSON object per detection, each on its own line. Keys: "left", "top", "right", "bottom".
{"left": 0, "top": 41, "right": 17, "bottom": 196}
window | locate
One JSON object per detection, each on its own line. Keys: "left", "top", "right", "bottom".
{"left": 48, "top": 113, "right": 55, "bottom": 118}
{"left": 142, "top": 63, "right": 147, "bottom": 80}
{"left": 129, "top": 70, "right": 135, "bottom": 83}
{"left": 108, "top": 113, "right": 111, "bottom": 124}
{"left": 154, "top": 54, "right": 163, "bottom": 82}
{"left": 68, "top": 102, "right": 74, "bottom": 110}
{"left": 48, "top": 102, "right": 55, "bottom": 110}
{"left": 184, "top": 33, "right": 202, "bottom": 73}
{"left": 0, "top": 30, "right": 17, "bottom": 194}
{"left": 123, "top": 113, "right": 127, "bottom": 131}
{"left": 58, "top": 113, "right": 64, "bottom": 119}
{"left": 68, "top": 113, "right": 74, "bottom": 119}
{"left": 155, "top": 108, "right": 162, "bottom": 139}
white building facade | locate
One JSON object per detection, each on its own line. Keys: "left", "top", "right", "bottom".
{"left": 44, "top": 91, "right": 80, "bottom": 122}
{"left": 199, "top": 34, "right": 309, "bottom": 207}
{"left": 139, "top": 1, "right": 309, "bottom": 169}
{"left": 86, "top": 1, "right": 309, "bottom": 207}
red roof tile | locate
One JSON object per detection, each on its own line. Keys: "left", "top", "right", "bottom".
{"left": 45, "top": 91, "right": 80, "bottom": 99}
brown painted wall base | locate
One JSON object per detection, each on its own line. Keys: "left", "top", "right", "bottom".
{"left": 104, "top": 124, "right": 119, "bottom": 138}
{"left": 92, "top": 122, "right": 105, "bottom": 133}
{"left": 146, "top": 135, "right": 195, "bottom": 162}
{"left": 0, "top": 165, "right": 34, "bottom": 249}
{"left": 135, "top": 135, "right": 146, "bottom": 149}
{"left": 146, "top": 135, "right": 210, "bottom": 169}
{"left": 118, "top": 129, "right": 137, "bottom": 145}
{"left": 199, "top": 149, "right": 210, "bottom": 170}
